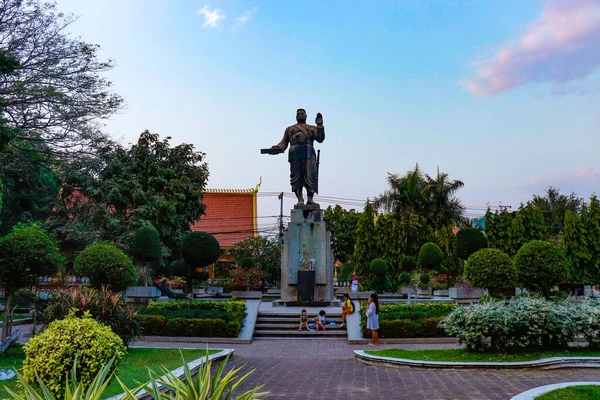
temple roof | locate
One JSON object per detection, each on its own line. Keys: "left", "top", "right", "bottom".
{"left": 190, "top": 181, "right": 260, "bottom": 248}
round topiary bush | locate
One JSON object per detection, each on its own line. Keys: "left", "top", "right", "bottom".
{"left": 240, "top": 257, "right": 256, "bottom": 270}
{"left": 418, "top": 242, "right": 444, "bottom": 270}
{"left": 130, "top": 225, "right": 162, "bottom": 261}
{"left": 181, "top": 231, "right": 221, "bottom": 268}
{"left": 400, "top": 256, "right": 417, "bottom": 273}
{"left": 398, "top": 272, "right": 411, "bottom": 286}
{"left": 464, "top": 248, "right": 516, "bottom": 291}
{"left": 514, "top": 240, "right": 567, "bottom": 295}
{"left": 22, "top": 312, "right": 125, "bottom": 395}
{"left": 454, "top": 227, "right": 488, "bottom": 260}
{"left": 74, "top": 243, "right": 136, "bottom": 292}
{"left": 370, "top": 258, "right": 388, "bottom": 276}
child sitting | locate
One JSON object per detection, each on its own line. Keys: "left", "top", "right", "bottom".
{"left": 298, "top": 309, "right": 309, "bottom": 331}
{"left": 313, "top": 310, "right": 327, "bottom": 331}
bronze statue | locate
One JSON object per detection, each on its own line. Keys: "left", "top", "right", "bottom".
{"left": 261, "top": 109, "right": 325, "bottom": 207}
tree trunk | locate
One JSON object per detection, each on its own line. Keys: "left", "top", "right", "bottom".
{"left": 1, "top": 290, "right": 13, "bottom": 341}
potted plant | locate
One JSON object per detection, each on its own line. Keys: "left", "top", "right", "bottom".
{"left": 229, "top": 265, "right": 263, "bottom": 299}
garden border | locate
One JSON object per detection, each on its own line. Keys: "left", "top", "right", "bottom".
{"left": 510, "top": 381, "right": 600, "bottom": 400}
{"left": 354, "top": 350, "right": 600, "bottom": 370}
{"left": 105, "top": 348, "right": 234, "bottom": 400}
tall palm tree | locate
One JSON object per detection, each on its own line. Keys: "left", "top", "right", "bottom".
{"left": 374, "top": 164, "right": 467, "bottom": 230}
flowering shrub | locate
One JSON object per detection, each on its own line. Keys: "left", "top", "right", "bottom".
{"left": 431, "top": 274, "right": 454, "bottom": 290}
{"left": 441, "top": 296, "right": 600, "bottom": 352}
{"left": 228, "top": 265, "right": 263, "bottom": 290}
{"left": 455, "top": 278, "right": 474, "bottom": 295}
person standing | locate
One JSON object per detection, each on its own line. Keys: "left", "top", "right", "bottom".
{"left": 366, "top": 293, "right": 380, "bottom": 346}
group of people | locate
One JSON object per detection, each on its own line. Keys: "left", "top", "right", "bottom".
{"left": 298, "top": 292, "right": 380, "bottom": 346}
{"left": 298, "top": 309, "right": 328, "bottom": 331}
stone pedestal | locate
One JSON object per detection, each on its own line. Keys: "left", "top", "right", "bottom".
{"left": 278, "top": 208, "right": 335, "bottom": 303}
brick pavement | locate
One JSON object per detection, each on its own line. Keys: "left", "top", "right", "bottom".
{"left": 19, "top": 326, "right": 600, "bottom": 399}
{"left": 210, "top": 339, "right": 599, "bottom": 400}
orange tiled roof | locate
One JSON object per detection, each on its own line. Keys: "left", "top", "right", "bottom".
{"left": 190, "top": 186, "right": 259, "bottom": 248}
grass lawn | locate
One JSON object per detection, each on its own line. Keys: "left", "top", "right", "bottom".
{"left": 0, "top": 345, "right": 221, "bottom": 398}
{"left": 535, "top": 385, "right": 600, "bottom": 400}
{"left": 365, "top": 348, "right": 600, "bottom": 363}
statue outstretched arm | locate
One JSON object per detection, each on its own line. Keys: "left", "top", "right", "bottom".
{"left": 274, "top": 127, "right": 290, "bottom": 151}
{"left": 314, "top": 112, "right": 325, "bottom": 143}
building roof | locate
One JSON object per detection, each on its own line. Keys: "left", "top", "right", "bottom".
{"left": 190, "top": 182, "right": 260, "bottom": 248}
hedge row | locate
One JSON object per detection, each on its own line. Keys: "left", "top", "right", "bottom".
{"left": 138, "top": 315, "right": 242, "bottom": 337}
{"left": 376, "top": 317, "right": 446, "bottom": 338}
{"left": 146, "top": 300, "right": 246, "bottom": 322}
{"left": 137, "top": 308, "right": 231, "bottom": 321}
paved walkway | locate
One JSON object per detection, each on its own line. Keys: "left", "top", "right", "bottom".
{"left": 133, "top": 338, "right": 600, "bottom": 400}
{"left": 16, "top": 325, "right": 600, "bottom": 399}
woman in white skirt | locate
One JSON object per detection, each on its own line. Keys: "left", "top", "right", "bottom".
{"left": 366, "top": 293, "right": 379, "bottom": 346}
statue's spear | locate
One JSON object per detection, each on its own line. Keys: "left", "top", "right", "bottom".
{"left": 316, "top": 149, "right": 320, "bottom": 194}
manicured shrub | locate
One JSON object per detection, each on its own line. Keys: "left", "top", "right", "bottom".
{"left": 74, "top": 243, "right": 136, "bottom": 292}
{"left": 514, "top": 240, "right": 567, "bottom": 295}
{"left": 441, "top": 296, "right": 590, "bottom": 352}
{"left": 43, "top": 287, "right": 141, "bottom": 346}
{"left": 22, "top": 312, "right": 125, "bottom": 395}
{"left": 377, "top": 317, "right": 446, "bottom": 338}
{"left": 130, "top": 225, "right": 162, "bottom": 261}
{"left": 464, "top": 248, "right": 516, "bottom": 292}
{"left": 180, "top": 231, "right": 221, "bottom": 292}
{"left": 240, "top": 257, "right": 256, "bottom": 270}
{"left": 454, "top": 227, "right": 488, "bottom": 260}
{"left": 418, "top": 242, "right": 444, "bottom": 270}
{"left": 400, "top": 256, "right": 417, "bottom": 273}
{"left": 369, "top": 258, "right": 391, "bottom": 293}
{"left": 146, "top": 300, "right": 246, "bottom": 323}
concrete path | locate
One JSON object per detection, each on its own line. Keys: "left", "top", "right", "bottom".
{"left": 14, "top": 324, "right": 600, "bottom": 399}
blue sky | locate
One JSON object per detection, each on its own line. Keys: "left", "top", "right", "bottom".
{"left": 56, "top": 0, "right": 600, "bottom": 233}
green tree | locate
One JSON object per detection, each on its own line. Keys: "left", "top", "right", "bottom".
{"left": 353, "top": 201, "right": 378, "bottom": 277}
{"left": 73, "top": 243, "right": 136, "bottom": 292}
{"left": 51, "top": 131, "right": 209, "bottom": 258}
{"left": 0, "top": 140, "right": 60, "bottom": 235}
{"left": 484, "top": 209, "right": 514, "bottom": 255}
{"left": 564, "top": 206, "right": 593, "bottom": 283}
{"left": 0, "top": 0, "right": 123, "bottom": 162}
{"left": 532, "top": 186, "right": 583, "bottom": 238}
{"left": 464, "top": 248, "right": 516, "bottom": 294}
{"left": 508, "top": 203, "right": 547, "bottom": 256}
{"left": 373, "top": 164, "right": 467, "bottom": 230}
{"left": 0, "top": 49, "right": 21, "bottom": 214}
{"left": 0, "top": 224, "right": 63, "bottom": 340}
{"left": 323, "top": 205, "right": 360, "bottom": 263}
{"left": 586, "top": 195, "right": 600, "bottom": 283}
{"left": 231, "top": 236, "right": 282, "bottom": 286}
{"left": 514, "top": 240, "right": 567, "bottom": 295}
{"left": 180, "top": 231, "right": 221, "bottom": 294}
{"left": 374, "top": 213, "right": 403, "bottom": 286}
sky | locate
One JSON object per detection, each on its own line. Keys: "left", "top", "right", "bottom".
{"left": 55, "top": 0, "right": 600, "bottom": 235}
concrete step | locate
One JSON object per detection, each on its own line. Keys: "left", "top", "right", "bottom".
{"left": 256, "top": 317, "right": 343, "bottom": 323}
{"left": 253, "top": 329, "right": 347, "bottom": 337}
{"left": 255, "top": 323, "right": 346, "bottom": 330}
{"left": 257, "top": 313, "right": 343, "bottom": 318}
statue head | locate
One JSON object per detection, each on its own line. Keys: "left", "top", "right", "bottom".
{"left": 296, "top": 108, "right": 307, "bottom": 124}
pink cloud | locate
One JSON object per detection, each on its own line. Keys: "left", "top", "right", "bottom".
{"left": 527, "top": 165, "right": 600, "bottom": 187}
{"left": 462, "top": 0, "right": 600, "bottom": 96}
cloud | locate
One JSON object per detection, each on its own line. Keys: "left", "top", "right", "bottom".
{"left": 233, "top": 7, "right": 258, "bottom": 31}
{"left": 197, "top": 5, "right": 225, "bottom": 28}
{"left": 462, "top": 0, "right": 600, "bottom": 96}
{"left": 527, "top": 165, "right": 600, "bottom": 187}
